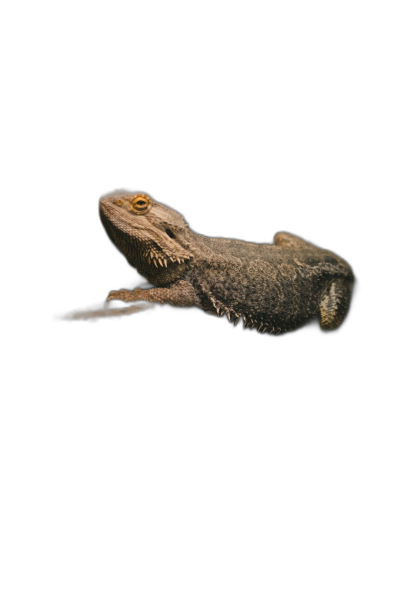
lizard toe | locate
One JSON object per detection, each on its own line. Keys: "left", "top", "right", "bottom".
{"left": 106, "top": 290, "right": 122, "bottom": 302}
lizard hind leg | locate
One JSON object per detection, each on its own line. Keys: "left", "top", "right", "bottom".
{"left": 319, "top": 279, "right": 351, "bottom": 330}
{"left": 274, "top": 231, "right": 317, "bottom": 249}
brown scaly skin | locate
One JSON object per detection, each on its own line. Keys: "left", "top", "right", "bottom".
{"left": 99, "top": 191, "right": 354, "bottom": 334}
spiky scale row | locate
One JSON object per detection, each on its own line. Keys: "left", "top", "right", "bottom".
{"left": 210, "top": 295, "right": 259, "bottom": 330}
{"left": 145, "top": 252, "right": 192, "bottom": 267}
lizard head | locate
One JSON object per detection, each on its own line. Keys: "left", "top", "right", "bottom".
{"left": 99, "top": 191, "right": 194, "bottom": 278}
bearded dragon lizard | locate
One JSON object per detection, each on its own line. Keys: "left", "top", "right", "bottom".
{"left": 99, "top": 191, "right": 354, "bottom": 334}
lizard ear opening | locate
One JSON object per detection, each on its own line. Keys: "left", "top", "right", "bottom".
{"left": 165, "top": 229, "right": 175, "bottom": 239}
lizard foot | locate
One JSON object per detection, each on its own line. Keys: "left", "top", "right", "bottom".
{"left": 106, "top": 289, "right": 138, "bottom": 303}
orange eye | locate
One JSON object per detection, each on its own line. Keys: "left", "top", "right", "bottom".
{"left": 131, "top": 194, "right": 152, "bottom": 214}
{"left": 116, "top": 199, "right": 123, "bottom": 206}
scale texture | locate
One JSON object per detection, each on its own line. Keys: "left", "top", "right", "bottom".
{"left": 99, "top": 191, "right": 354, "bottom": 334}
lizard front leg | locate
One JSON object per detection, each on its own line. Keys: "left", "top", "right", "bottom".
{"left": 106, "top": 279, "right": 200, "bottom": 307}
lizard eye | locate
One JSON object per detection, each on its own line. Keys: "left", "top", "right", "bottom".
{"left": 131, "top": 194, "right": 152, "bottom": 214}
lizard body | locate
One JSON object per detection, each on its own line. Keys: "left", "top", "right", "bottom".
{"left": 99, "top": 191, "right": 354, "bottom": 334}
